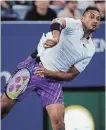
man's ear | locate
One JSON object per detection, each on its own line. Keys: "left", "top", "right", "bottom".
{"left": 81, "top": 16, "right": 84, "bottom": 22}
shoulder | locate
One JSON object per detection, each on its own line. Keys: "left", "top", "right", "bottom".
{"left": 26, "top": 7, "right": 36, "bottom": 14}
{"left": 75, "top": 10, "right": 82, "bottom": 18}
{"left": 48, "top": 8, "right": 57, "bottom": 15}
{"left": 24, "top": 7, "right": 36, "bottom": 20}
{"left": 57, "top": 9, "right": 66, "bottom": 18}
{"left": 64, "top": 18, "right": 81, "bottom": 29}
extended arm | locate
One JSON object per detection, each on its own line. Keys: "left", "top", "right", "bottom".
{"left": 35, "top": 65, "right": 80, "bottom": 81}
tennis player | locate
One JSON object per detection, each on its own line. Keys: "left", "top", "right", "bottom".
{"left": 1, "top": 6, "right": 101, "bottom": 130}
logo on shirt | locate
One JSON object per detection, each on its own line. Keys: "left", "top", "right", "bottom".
{"left": 83, "top": 44, "right": 87, "bottom": 48}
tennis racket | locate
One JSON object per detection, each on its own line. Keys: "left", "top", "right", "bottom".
{"left": 5, "top": 68, "right": 31, "bottom": 100}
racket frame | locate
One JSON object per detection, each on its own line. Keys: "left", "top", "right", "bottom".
{"left": 4, "top": 67, "right": 31, "bottom": 100}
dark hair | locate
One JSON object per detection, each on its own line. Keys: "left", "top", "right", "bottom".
{"left": 66, "top": 1, "right": 77, "bottom": 4}
{"left": 95, "top": 1, "right": 105, "bottom": 4}
{"left": 83, "top": 6, "right": 100, "bottom": 15}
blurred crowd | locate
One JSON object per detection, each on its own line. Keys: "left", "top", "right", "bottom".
{"left": 1, "top": 0, "right": 105, "bottom": 21}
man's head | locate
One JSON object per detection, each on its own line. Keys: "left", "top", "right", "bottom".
{"left": 66, "top": 1, "right": 78, "bottom": 12}
{"left": 81, "top": 6, "right": 101, "bottom": 32}
{"left": 51, "top": 0, "right": 65, "bottom": 6}
{"left": 34, "top": 1, "right": 50, "bottom": 10}
{"left": 95, "top": 1, "right": 105, "bottom": 13}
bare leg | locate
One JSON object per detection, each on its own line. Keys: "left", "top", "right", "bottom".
{"left": 1, "top": 93, "right": 17, "bottom": 119}
{"left": 46, "top": 104, "right": 65, "bottom": 130}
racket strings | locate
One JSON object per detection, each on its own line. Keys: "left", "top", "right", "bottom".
{"left": 6, "top": 68, "right": 31, "bottom": 99}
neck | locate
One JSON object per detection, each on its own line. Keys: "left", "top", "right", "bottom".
{"left": 70, "top": 10, "right": 75, "bottom": 15}
{"left": 36, "top": 7, "right": 47, "bottom": 16}
{"left": 82, "top": 23, "right": 92, "bottom": 39}
{"left": 69, "top": 8, "right": 75, "bottom": 15}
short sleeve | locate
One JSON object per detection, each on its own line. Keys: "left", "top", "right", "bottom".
{"left": 74, "top": 57, "right": 93, "bottom": 73}
{"left": 63, "top": 17, "right": 79, "bottom": 31}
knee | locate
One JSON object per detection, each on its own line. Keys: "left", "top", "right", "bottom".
{"left": 50, "top": 113, "right": 65, "bottom": 130}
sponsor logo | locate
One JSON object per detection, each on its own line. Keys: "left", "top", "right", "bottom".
{"left": 93, "top": 38, "right": 105, "bottom": 52}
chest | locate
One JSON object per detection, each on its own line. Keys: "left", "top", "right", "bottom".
{"left": 59, "top": 32, "right": 93, "bottom": 63}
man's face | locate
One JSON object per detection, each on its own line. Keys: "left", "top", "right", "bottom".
{"left": 67, "top": 1, "right": 78, "bottom": 11}
{"left": 52, "top": 0, "right": 65, "bottom": 6}
{"left": 96, "top": 2, "right": 105, "bottom": 12}
{"left": 35, "top": 1, "right": 50, "bottom": 9}
{"left": 82, "top": 10, "right": 101, "bottom": 32}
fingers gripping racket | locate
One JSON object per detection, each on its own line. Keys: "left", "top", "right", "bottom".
{"left": 5, "top": 68, "right": 31, "bottom": 100}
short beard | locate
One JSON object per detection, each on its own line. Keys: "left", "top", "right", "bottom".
{"left": 88, "top": 28, "right": 96, "bottom": 32}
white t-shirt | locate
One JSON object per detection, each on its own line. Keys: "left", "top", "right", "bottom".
{"left": 37, "top": 18, "right": 95, "bottom": 73}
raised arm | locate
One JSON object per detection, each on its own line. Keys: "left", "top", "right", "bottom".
{"left": 44, "top": 18, "right": 67, "bottom": 48}
{"left": 17, "top": 18, "right": 67, "bottom": 69}
{"left": 51, "top": 18, "right": 66, "bottom": 39}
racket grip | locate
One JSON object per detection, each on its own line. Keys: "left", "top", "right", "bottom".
{"left": 17, "top": 56, "right": 35, "bottom": 69}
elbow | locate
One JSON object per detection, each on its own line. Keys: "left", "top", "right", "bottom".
{"left": 65, "top": 74, "right": 78, "bottom": 82}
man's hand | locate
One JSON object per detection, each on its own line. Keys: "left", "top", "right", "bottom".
{"left": 34, "top": 64, "right": 79, "bottom": 81}
{"left": 44, "top": 38, "right": 59, "bottom": 48}
{"left": 34, "top": 64, "right": 50, "bottom": 77}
